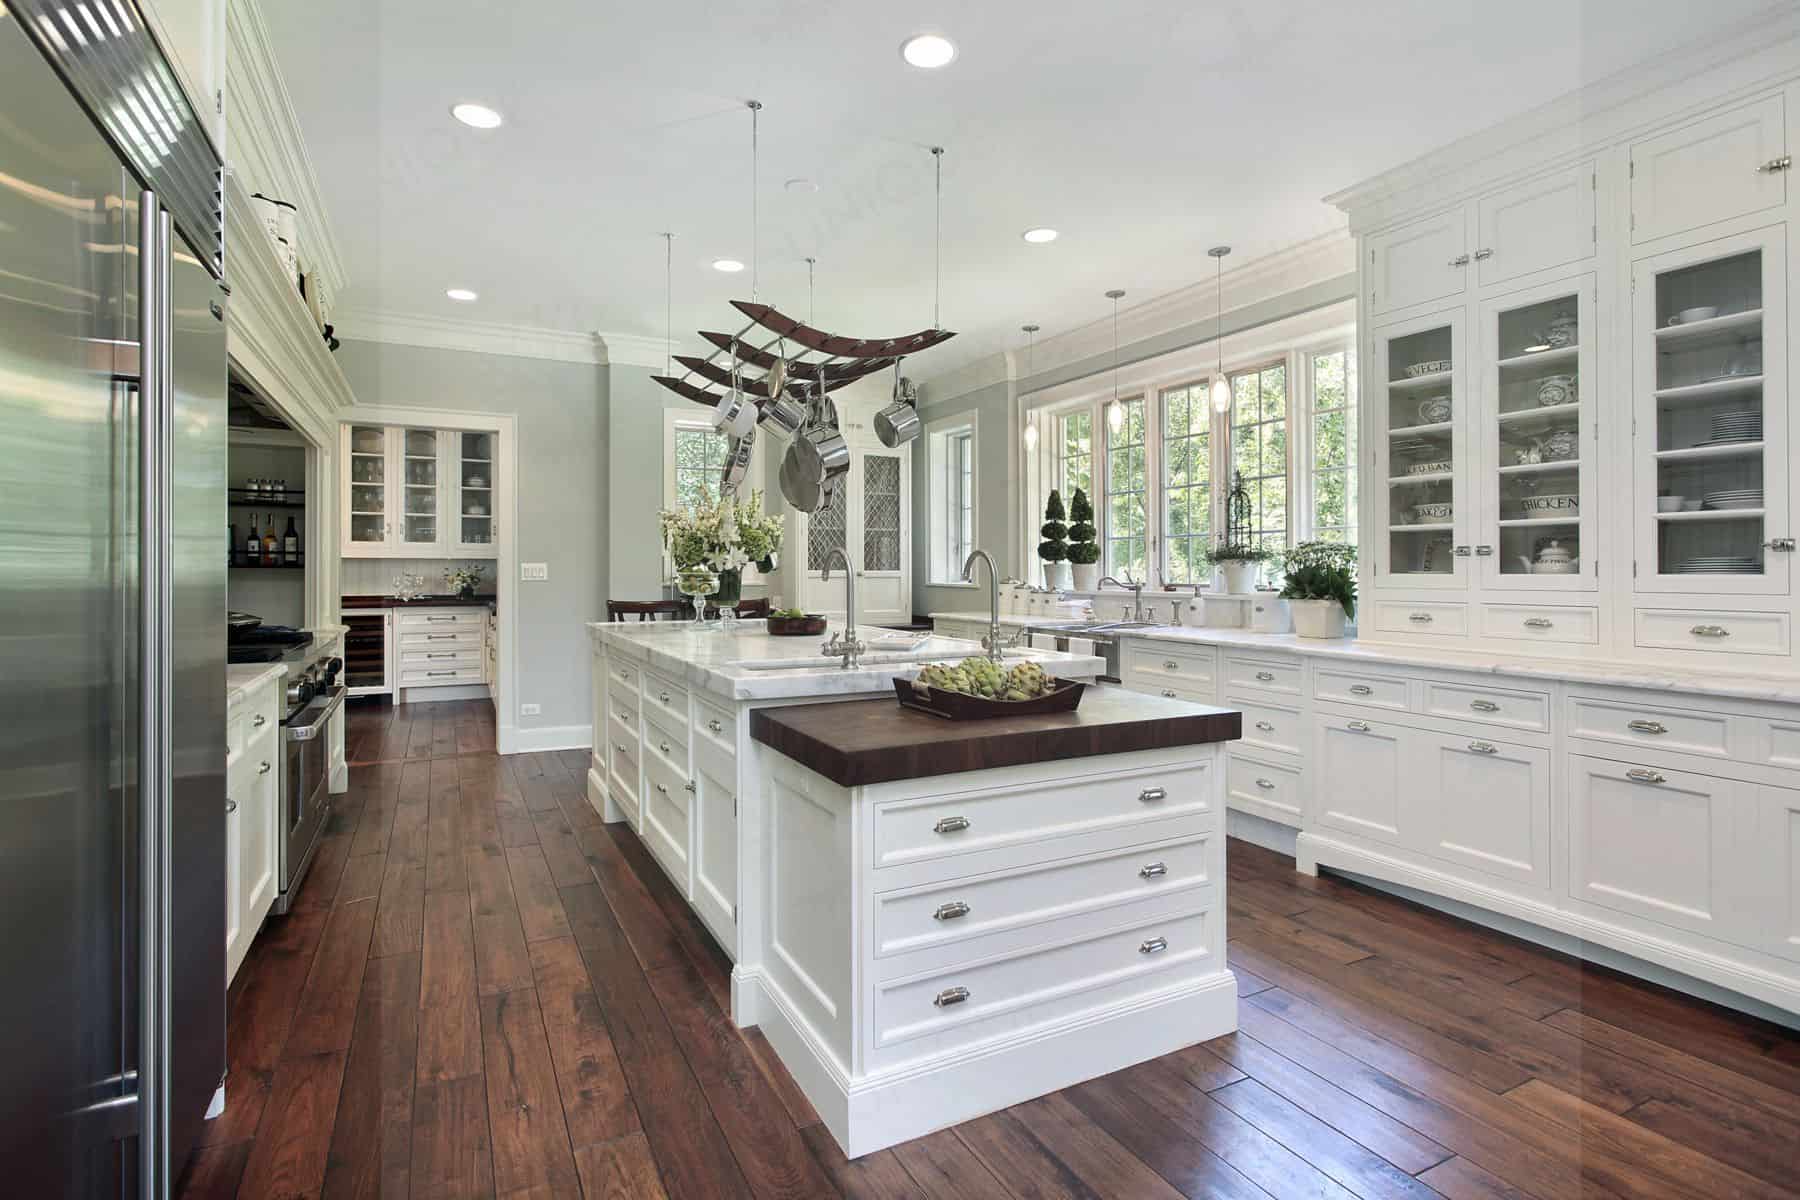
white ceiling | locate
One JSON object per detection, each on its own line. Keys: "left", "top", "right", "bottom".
{"left": 264, "top": 0, "right": 1778, "bottom": 377}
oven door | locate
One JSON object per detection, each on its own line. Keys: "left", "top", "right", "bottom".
{"left": 275, "top": 686, "right": 343, "bottom": 913}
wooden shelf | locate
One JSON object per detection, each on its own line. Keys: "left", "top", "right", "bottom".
{"left": 1496, "top": 344, "right": 1578, "bottom": 370}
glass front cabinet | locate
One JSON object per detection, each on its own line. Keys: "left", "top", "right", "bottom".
{"left": 1373, "top": 311, "right": 1468, "bottom": 588}
{"left": 340, "top": 423, "right": 501, "bottom": 559}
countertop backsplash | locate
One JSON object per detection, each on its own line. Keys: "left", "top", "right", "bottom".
{"left": 339, "top": 556, "right": 497, "bottom": 598}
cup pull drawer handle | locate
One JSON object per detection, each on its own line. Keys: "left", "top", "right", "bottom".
{"left": 1469, "top": 699, "right": 1500, "bottom": 713}
{"left": 1254, "top": 670, "right": 1276, "bottom": 682}
{"left": 428, "top": 652, "right": 456, "bottom": 659}
{"left": 1408, "top": 612, "right": 1434, "bottom": 623}
{"left": 427, "top": 670, "right": 457, "bottom": 677}
{"left": 933, "top": 815, "right": 969, "bottom": 834}
{"left": 1347, "top": 720, "right": 1372, "bottom": 732}
{"left": 252, "top": 714, "right": 267, "bottom": 728}
{"left": 1627, "top": 719, "right": 1668, "bottom": 735}
{"left": 933, "top": 901, "right": 971, "bottom": 921}
{"left": 1138, "top": 787, "right": 1167, "bottom": 803}
{"left": 1162, "top": 660, "right": 1179, "bottom": 670}
{"left": 1523, "top": 617, "right": 1553, "bottom": 629}
{"left": 1139, "top": 861, "right": 1167, "bottom": 879}
{"left": 1690, "top": 625, "right": 1730, "bottom": 638}
{"left": 1348, "top": 684, "right": 1373, "bottom": 696}
{"left": 428, "top": 633, "right": 456, "bottom": 640}
{"left": 258, "top": 761, "right": 272, "bottom": 775}
{"left": 707, "top": 719, "right": 723, "bottom": 733}
{"left": 1468, "top": 741, "right": 1497, "bottom": 754}
{"left": 933, "top": 986, "right": 970, "bottom": 1008}
{"left": 1254, "top": 720, "right": 1275, "bottom": 732}
{"left": 1627, "top": 768, "right": 1666, "bottom": 785}
{"left": 1255, "top": 777, "right": 1276, "bottom": 790}
{"left": 1139, "top": 937, "right": 1169, "bottom": 955}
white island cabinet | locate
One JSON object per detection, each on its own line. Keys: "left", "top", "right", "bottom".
{"left": 742, "top": 689, "right": 1241, "bottom": 1157}
{"left": 585, "top": 622, "right": 1106, "bottom": 961}
{"left": 225, "top": 664, "right": 282, "bottom": 984}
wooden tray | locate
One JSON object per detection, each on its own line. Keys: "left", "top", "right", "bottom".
{"left": 893, "top": 676, "right": 1085, "bottom": 720}
{"left": 766, "top": 614, "right": 827, "bottom": 637}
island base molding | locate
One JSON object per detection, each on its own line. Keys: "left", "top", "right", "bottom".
{"left": 735, "top": 963, "right": 1237, "bottom": 1158}
{"left": 1297, "top": 831, "right": 1800, "bottom": 1018}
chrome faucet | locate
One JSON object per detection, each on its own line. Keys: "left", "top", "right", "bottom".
{"left": 1098, "top": 571, "right": 1146, "bottom": 621}
{"left": 819, "top": 548, "right": 867, "bottom": 669}
{"left": 961, "top": 548, "right": 1005, "bottom": 663}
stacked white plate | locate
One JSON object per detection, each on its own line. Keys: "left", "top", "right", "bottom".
{"left": 1703, "top": 488, "right": 1763, "bottom": 510}
{"left": 1675, "top": 556, "right": 1759, "bottom": 573}
{"left": 1708, "top": 410, "right": 1762, "bottom": 444}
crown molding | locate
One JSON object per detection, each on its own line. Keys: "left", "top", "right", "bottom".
{"left": 601, "top": 332, "right": 679, "bottom": 369}
{"left": 331, "top": 307, "right": 687, "bottom": 369}
{"left": 224, "top": 0, "right": 348, "bottom": 299}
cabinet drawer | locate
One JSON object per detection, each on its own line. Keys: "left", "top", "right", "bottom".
{"left": 1479, "top": 603, "right": 1598, "bottom": 645}
{"left": 643, "top": 668, "right": 690, "bottom": 734}
{"left": 227, "top": 737, "right": 278, "bottom": 798}
{"left": 226, "top": 692, "right": 276, "bottom": 765}
{"left": 1634, "top": 609, "right": 1789, "bottom": 657}
{"left": 399, "top": 630, "right": 482, "bottom": 650}
{"left": 1566, "top": 695, "right": 1730, "bottom": 760}
{"left": 607, "top": 734, "right": 640, "bottom": 813}
{"left": 642, "top": 710, "right": 688, "bottom": 770}
{"left": 1227, "top": 753, "right": 1304, "bottom": 827}
{"left": 395, "top": 610, "right": 485, "bottom": 630}
{"left": 872, "top": 902, "right": 1216, "bottom": 1054}
{"left": 1237, "top": 697, "right": 1303, "bottom": 756}
{"left": 641, "top": 747, "right": 691, "bottom": 878}
{"left": 1314, "top": 668, "right": 1408, "bottom": 712}
{"left": 1423, "top": 681, "right": 1549, "bottom": 732}
{"left": 1224, "top": 655, "right": 1301, "bottom": 697}
{"left": 609, "top": 692, "right": 639, "bottom": 735}
{"left": 873, "top": 832, "right": 1216, "bottom": 961}
{"left": 604, "top": 656, "right": 641, "bottom": 695}
{"left": 1371, "top": 600, "right": 1468, "bottom": 638}
{"left": 400, "top": 665, "right": 483, "bottom": 687}
{"left": 1764, "top": 719, "right": 1800, "bottom": 770}
{"left": 400, "top": 647, "right": 481, "bottom": 668}
{"left": 1122, "top": 642, "right": 1216, "bottom": 688}
{"left": 694, "top": 695, "right": 736, "bottom": 757}
{"left": 873, "top": 762, "right": 1214, "bottom": 873}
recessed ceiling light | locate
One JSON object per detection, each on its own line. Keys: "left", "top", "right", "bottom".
{"left": 450, "top": 102, "right": 503, "bottom": 129}
{"left": 785, "top": 177, "right": 819, "bottom": 194}
{"left": 1021, "top": 227, "right": 1059, "bottom": 244}
{"left": 711, "top": 258, "right": 745, "bottom": 273}
{"left": 900, "top": 33, "right": 957, "bottom": 69}
{"left": 446, "top": 287, "right": 478, "bottom": 302}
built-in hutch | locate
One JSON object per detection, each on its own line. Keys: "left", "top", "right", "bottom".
{"left": 339, "top": 423, "right": 499, "bottom": 559}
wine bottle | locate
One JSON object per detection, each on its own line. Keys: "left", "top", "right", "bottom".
{"left": 283, "top": 516, "right": 300, "bottom": 565}
{"left": 244, "top": 515, "right": 260, "bottom": 564}
{"left": 262, "top": 516, "right": 278, "bottom": 565}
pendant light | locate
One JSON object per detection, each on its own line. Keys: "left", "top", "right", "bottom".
{"left": 930, "top": 146, "right": 945, "bottom": 330}
{"left": 660, "top": 231, "right": 674, "bottom": 376}
{"left": 1105, "top": 289, "right": 1126, "bottom": 434}
{"left": 1208, "top": 245, "right": 1232, "bottom": 414}
{"left": 747, "top": 100, "right": 762, "bottom": 302}
{"left": 1020, "top": 324, "right": 1041, "bottom": 452}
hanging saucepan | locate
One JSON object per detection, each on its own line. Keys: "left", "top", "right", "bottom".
{"left": 874, "top": 358, "right": 921, "bottom": 447}
{"left": 712, "top": 351, "right": 757, "bottom": 438}
{"left": 764, "top": 338, "right": 788, "bottom": 399}
{"left": 762, "top": 393, "right": 806, "bottom": 436}
{"left": 778, "top": 372, "right": 850, "bottom": 512}
{"left": 721, "top": 425, "right": 756, "bottom": 494}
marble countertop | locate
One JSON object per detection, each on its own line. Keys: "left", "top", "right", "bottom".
{"left": 227, "top": 662, "right": 286, "bottom": 706}
{"left": 1106, "top": 624, "right": 1800, "bottom": 704}
{"left": 587, "top": 620, "right": 1105, "bottom": 702}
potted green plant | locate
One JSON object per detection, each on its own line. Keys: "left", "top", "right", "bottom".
{"left": 1279, "top": 540, "right": 1357, "bottom": 639}
{"left": 1038, "top": 489, "right": 1071, "bottom": 590}
{"left": 1066, "top": 488, "right": 1100, "bottom": 591}
{"left": 1204, "top": 471, "right": 1268, "bottom": 594}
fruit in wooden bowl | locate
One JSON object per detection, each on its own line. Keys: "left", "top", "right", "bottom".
{"left": 899, "top": 657, "right": 1084, "bottom": 719}
{"left": 766, "top": 609, "right": 827, "bottom": 636}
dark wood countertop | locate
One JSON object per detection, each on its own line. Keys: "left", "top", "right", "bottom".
{"left": 750, "top": 687, "right": 1241, "bottom": 788}
{"left": 342, "top": 594, "right": 497, "bottom": 611}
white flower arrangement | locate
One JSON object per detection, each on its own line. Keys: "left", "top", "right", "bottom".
{"left": 659, "top": 490, "right": 785, "bottom": 575}
{"left": 444, "top": 562, "right": 485, "bottom": 595}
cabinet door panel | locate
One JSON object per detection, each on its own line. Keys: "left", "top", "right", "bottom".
{"left": 692, "top": 741, "right": 738, "bottom": 952}
{"left": 1566, "top": 754, "right": 1748, "bottom": 944}
{"left": 1367, "top": 208, "right": 1468, "bottom": 316}
{"left": 1312, "top": 715, "right": 1404, "bottom": 844}
{"left": 1406, "top": 732, "right": 1549, "bottom": 890}
{"left": 1630, "top": 95, "right": 1786, "bottom": 244}
{"left": 1755, "top": 785, "right": 1800, "bottom": 964}
{"left": 342, "top": 423, "right": 393, "bottom": 556}
{"left": 1373, "top": 310, "right": 1469, "bottom": 588}
{"left": 242, "top": 757, "right": 279, "bottom": 929}
{"left": 1475, "top": 163, "right": 1595, "bottom": 287}
{"left": 224, "top": 783, "right": 243, "bottom": 977}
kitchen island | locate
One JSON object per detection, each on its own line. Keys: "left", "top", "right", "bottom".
{"left": 745, "top": 688, "right": 1242, "bottom": 1156}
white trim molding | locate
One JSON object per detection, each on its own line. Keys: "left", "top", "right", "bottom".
{"left": 331, "top": 307, "right": 683, "bottom": 369}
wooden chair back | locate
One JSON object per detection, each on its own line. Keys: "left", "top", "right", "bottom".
{"left": 607, "top": 599, "right": 688, "bottom": 622}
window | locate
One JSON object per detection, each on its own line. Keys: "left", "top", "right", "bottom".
{"left": 671, "top": 420, "right": 728, "bottom": 511}
{"left": 1308, "top": 348, "right": 1357, "bottom": 544}
{"left": 927, "top": 420, "right": 976, "bottom": 582}
{"left": 1057, "top": 410, "right": 1093, "bottom": 498}
{"left": 1160, "top": 381, "right": 1212, "bottom": 584}
{"left": 1228, "top": 362, "right": 1288, "bottom": 566}
{"left": 1104, "top": 397, "right": 1147, "bottom": 580}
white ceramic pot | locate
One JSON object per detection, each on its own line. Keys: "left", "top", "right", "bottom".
{"left": 1070, "top": 562, "right": 1100, "bottom": 592}
{"left": 1045, "top": 561, "right": 1072, "bottom": 591}
{"left": 1248, "top": 594, "right": 1293, "bottom": 634}
{"left": 1290, "top": 598, "right": 1348, "bottom": 639}
{"left": 1219, "top": 560, "right": 1257, "bottom": 595}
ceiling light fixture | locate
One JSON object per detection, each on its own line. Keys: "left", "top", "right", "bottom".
{"left": 1208, "top": 246, "right": 1232, "bottom": 414}
{"left": 1021, "top": 324, "right": 1041, "bottom": 452}
{"left": 446, "top": 287, "right": 478, "bottom": 302}
{"left": 901, "top": 32, "right": 957, "bottom": 69}
{"left": 1106, "top": 289, "right": 1126, "bottom": 434}
{"left": 711, "top": 258, "right": 745, "bottom": 273}
{"left": 450, "top": 102, "right": 503, "bottom": 129}
{"left": 1021, "top": 227, "right": 1058, "bottom": 244}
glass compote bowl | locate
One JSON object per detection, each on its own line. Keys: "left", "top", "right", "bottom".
{"left": 677, "top": 567, "right": 719, "bottom": 627}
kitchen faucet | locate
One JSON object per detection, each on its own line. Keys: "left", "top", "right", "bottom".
{"left": 1097, "top": 571, "right": 1147, "bottom": 622}
{"left": 819, "top": 548, "right": 867, "bottom": 669}
{"left": 960, "top": 548, "right": 1005, "bottom": 663}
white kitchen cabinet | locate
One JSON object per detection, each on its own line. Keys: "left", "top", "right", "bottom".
{"left": 340, "top": 423, "right": 500, "bottom": 559}
{"left": 691, "top": 738, "right": 738, "bottom": 943}
{"left": 1630, "top": 95, "right": 1787, "bottom": 245}
{"left": 1754, "top": 783, "right": 1800, "bottom": 963}
{"left": 225, "top": 674, "right": 280, "bottom": 984}
{"left": 1366, "top": 207, "right": 1468, "bottom": 317}
{"left": 792, "top": 429, "right": 911, "bottom": 626}
{"left": 343, "top": 423, "right": 392, "bottom": 553}
{"left": 394, "top": 607, "right": 488, "bottom": 696}
{"left": 1372, "top": 309, "right": 1469, "bottom": 588}
{"left": 1404, "top": 730, "right": 1550, "bottom": 890}
{"left": 1312, "top": 712, "right": 1405, "bottom": 844}
{"left": 1474, "top": 163, "right": 1597, "bottom": 289}
{"left": 453, "top": 431, "right": 498, "bottom": 556}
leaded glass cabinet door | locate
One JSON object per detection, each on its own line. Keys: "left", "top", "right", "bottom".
{"left": 1372, "top": 311, "right": 1468, "bottom": 588}
{"left": 1633, "top": 226, "right": 1790, "bottom": 595}
{"left": 343, "top": 422, "right": 392, "bottom": 555}
{"left": 1478, "top": 275, "right": 1598, "bottom": 591}
{"left": 857, "top": 447, "right": 910, "bottom": 625}
{"left": 398, "top": 426, "right": 443, "bottom": 552}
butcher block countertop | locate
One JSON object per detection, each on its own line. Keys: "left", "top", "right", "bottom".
{"left": 749, "top": 686, "right": 1241, "bottom": 787}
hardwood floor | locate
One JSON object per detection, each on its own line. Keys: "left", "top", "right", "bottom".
{"left": 178, "top": 697, "right": 1800, "bottom": 1200}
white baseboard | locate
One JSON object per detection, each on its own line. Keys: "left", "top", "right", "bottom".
{"left": 1226, "top": 808, "right": 1300, "bottom": 857}
{"left": 507, "top": 724, "right": 594, "bottom": 754}
{"left": 749, "top": 965, "right": 1238, "bottom": 1159}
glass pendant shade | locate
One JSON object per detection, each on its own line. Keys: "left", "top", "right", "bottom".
{"left": 1022, "top": 419, "right": 1039, "bottom": 451}
{"left": 1107, "top": 401, "right": 1125, "bottom": 433}
{"left": 1210, "top": 375, "right": 1231, "bottom": 414}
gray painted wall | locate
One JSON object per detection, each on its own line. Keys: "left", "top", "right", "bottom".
{"left": 913, "top": 379, "right": 1015, "bottom": 619}
{"left": 336, "top": 339, "right": 607, "bottom": 739}
{"left": 606, "top": 365, "right": 680, "bottom": 602}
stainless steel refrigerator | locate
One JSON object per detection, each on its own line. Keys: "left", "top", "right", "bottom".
{"left": 1, "top": 3, "right": 229, "bottom": 1196}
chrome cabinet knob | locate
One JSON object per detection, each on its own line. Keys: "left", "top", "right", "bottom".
{"left": 1138, "top": 787, "right": 1167, "bottom": 803}
{"left": 932, "top": 901, "right": 971, "bottom": 921}
{"left": 1163, "top": 660, "right": 1179, "bottom": 670}
{"left": 933, "top": 986, "right": 970, "bottom": 1007}
{"left": 1473, "top": 247, "right": 1493, "bottom": 260}
{"left": 1161, "top": 689, "right": 1177, "bottom": 698}
{"left": 1627, "top": 768, "right": 1666, "bottom": 784}
{"left": 933, "top": 815, "right": 969, "bottom": 834}
{"left": 1139, "top": 937, "right": 1169, "bottom": 955}
{"left": 1255, "top": 671, "right": 1275, "bottom": 682}
{"left": 1347, "top": 720, "right": 1372, "bottom": 732}
{"left": 707, "top": 719, "right": 723, "bottom": 733}
{"left": 258, "top": 761, "right": 272, "bottom": 774}
{"left": 658, "top": 741, "right": 670, "bottom": 754}
{"left": 225, "top": 798, "right": 238, "bottom": 813}
{"left": 1448, "top": 253, "right": 1471, "bottom": 267}
{"left": 659, "top": 691, "right": 671, "bottom": 703}
{"left": 252, "top": 714, "right": 267, "bottom": 728}
{"left": 1627, "top": 719, "right": 1668, "bottom": 735}
{"left": 654, "top": 782, "right": 668, "bottom": 796}
{"left": 1138, "top": 861, "right": 1167, "bottom": 879}
{"left": 684, "top": 780, "right": 696, "bottom": 793}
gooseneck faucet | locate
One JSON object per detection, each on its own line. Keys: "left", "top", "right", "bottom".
{"left": 1098, "top": 571, "right": 1146, "bottom": 621}
{"left": 819, "top": 548, "right": 867, "bottom": 669}
{"left": 961, "top": 548, "right": 1005, "bottom": 662}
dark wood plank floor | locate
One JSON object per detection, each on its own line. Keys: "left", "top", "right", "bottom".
{"left": 178, "top": 697, "right": 1800, "bottom": 1200}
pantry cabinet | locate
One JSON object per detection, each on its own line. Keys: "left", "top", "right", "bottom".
{"left": 340, "top": 423, "right": 500, "bottom": 559}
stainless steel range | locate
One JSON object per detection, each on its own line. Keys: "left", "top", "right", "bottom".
{"left": 274, "top": 657, "right": 344, "bottom": 914}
